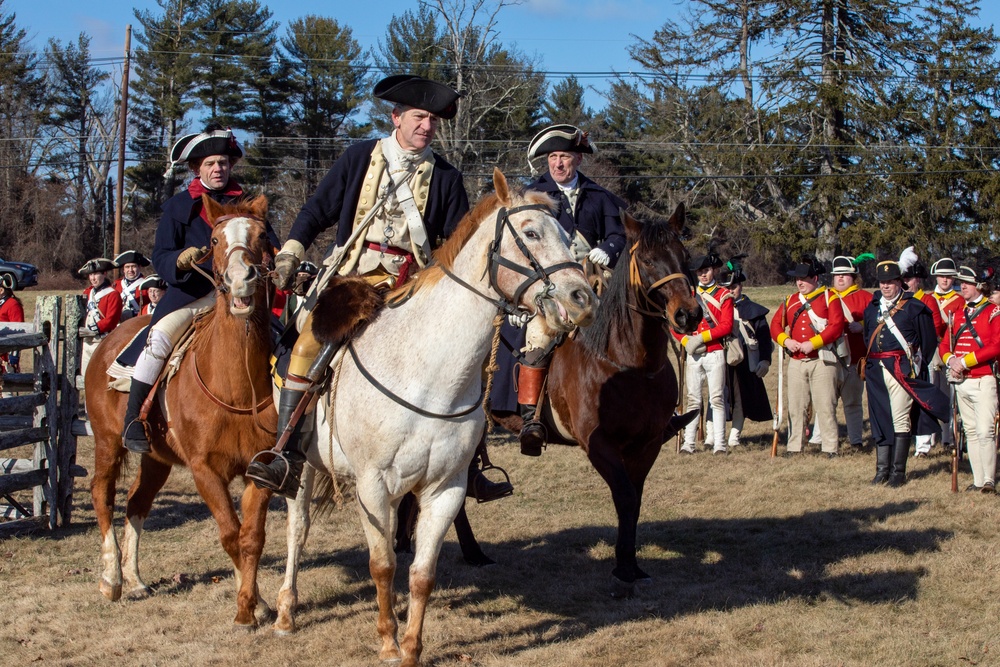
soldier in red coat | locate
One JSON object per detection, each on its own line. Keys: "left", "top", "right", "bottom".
{"left": 113, "top": 250, "right": 151, "bottom": 322}
{"left": 674, "top": 250, "right": 734, "bottom": 454}
{"left": 0, "top": 278, "right": 25, "bottom": 375}
{"left": 137, "top": 275, "right": 167, "bottom": 316}
{"left": 917, "top": 257, "right": 963, "bottom": 456}
{"left": 79, "top": 257, "right": 123, "bottom": 377}
{"left": 770, "top": 258, "right": 846, "bottom": 456}
{"left": 940, "top": 265, "right": 1000, "bottom": 492}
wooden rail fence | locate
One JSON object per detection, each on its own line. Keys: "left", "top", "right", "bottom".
{"left": 0, "top": 295, "right": 89, "bottom": 536}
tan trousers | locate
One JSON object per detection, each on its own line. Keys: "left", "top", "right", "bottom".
{"left": 787, "top": 357, "right": 839, "bottom": 453}
{"left": 880, "top": 364, "right": 914, "bottom": 434}
{"left": 956, "top": 376, "right": 998, "bottom": 487}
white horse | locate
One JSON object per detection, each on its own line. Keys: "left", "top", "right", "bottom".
{"left": 272, "top": 170, "right": 597, "bottom": 665}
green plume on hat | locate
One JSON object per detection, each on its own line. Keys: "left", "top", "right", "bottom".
{"left": 852, "top": 253, "right": 875, "bottom": 266}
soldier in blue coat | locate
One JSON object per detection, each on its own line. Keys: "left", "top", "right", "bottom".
{"left": 120, "top": 127, "right": 280, "bottom": 454}
{"left": 863, "top": 259, "right": 949, "bottom": 487}
{"left": 490, "top": 124, "right": 627, "bottom": 456}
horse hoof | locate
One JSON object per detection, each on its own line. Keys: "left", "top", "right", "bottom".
{"left": 610, "top": 574, "right": 636, "bottom": 600}
{"left": 231, "top": 622, "right": 256, "bottom": 634}
{"left": 254, "top": 603, "right": 274, "bottom": 625}
{"left": 99, "top": 579, "right": 122, "bottom": 602}
{"left": 123, "top": 585, "right": 152, "bottom": 600}
{"left": 463, "top": 552, "right": 496, "bottom": 567}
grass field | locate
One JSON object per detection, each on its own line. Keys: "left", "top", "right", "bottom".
{"left": 2, "top": 288, "right": 998, "bottom": 667}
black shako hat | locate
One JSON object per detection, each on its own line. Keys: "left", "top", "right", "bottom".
{"left": 786, "top": 257, "right": 825, "bottom": 278}
{"left": 170, "top": 127, "right": 243, "bottom": 165}
{"left": 114, "top": 250, "right": 150, "bottom": 268}
{"left": 876, "top": 261, "right": 903, "bottom": 282}
{"left": 689, "top": 250, "right": 723, "bottom": 272}
{"left": 78, "top": 258, "right": 115, "bottom": 277}
{"left": 527, "top": 124, "right": 595, "bottom": 160}
{"left": 373, "top": 75, "right": 461, "bottom": 120}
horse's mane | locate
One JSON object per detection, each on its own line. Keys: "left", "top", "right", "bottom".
{"left": 578, "top": 215, "right": 680, "bottom": 356}
{"left": 385, "top": 188, "right": 557, "bottom": 300}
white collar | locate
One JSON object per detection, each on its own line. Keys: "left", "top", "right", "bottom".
{"left": 555, "top": 175, "right": 579, "bottom": 193}
{"left": 385, "top": 131, "right": 432, "bottom": 170}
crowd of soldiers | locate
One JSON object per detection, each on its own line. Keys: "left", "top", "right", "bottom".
{"left": 678, "top": 246, "right": 1000, "bottom": 491}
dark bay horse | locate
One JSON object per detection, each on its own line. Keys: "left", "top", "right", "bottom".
{"left": 87, "top": 195, "right": 278, "bottom": 628}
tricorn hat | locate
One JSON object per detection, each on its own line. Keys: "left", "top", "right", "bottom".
{"left": 373, "top": 74, "right": 461, "bottom": 119}
{"left": 876, "top": 260, "right": 903, "bottom": 282}
{"left": 113, "top": 250, "right": 150, "bottom": 268}
{"left": 527, "top": 124, "right": 595, "bottom": 160}
{"left": 297, "top": 261, "right": 319, "bottom": 276}
{"left": 78, "top": 257, "right": 115, "bottom": 277}
{"left": 719, "top": 255, "right": 747, "bottom": 286}
{"left": 930, "top": 257, "right": 958, "bottom": 277}
{"left": 137, "top": 274, "right": 167, "bottom": 291}
{"left": 689, "top": 249, "right": 724, "bottom": 272}
{"left": 786, "top": 256, "right": 825, "bottom": 279}
{"left": 170, "top": 127, "right": 243, "bottom": 165}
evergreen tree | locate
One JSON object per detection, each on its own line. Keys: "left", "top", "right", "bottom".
{"left": 542, "top": 76, "right": 591, "bottom": 127}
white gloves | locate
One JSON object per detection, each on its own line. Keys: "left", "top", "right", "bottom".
{"left": 507, "top": 310, "right": 531, "bottom": 328}
{"left": 78, "top": 326, "right": 96, "bottom": 338}
{"left": 754, "top": 360, "right": 770, "bottom": 378}
{"left": 684, "top": 335, "right": 706, "bottom": 355}
{"left": 588, "top": 247, "right": 611, "bottom": 267}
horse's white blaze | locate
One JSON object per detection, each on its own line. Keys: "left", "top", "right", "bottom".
{"left": 221, "top": 217, "right": 256, "bottom": 310}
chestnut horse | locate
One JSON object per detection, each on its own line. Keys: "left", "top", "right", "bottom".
{"left": 87, "top": 195, "right": 277, "bottom": 628}
{"left": 273, "top": 170, "right": 597, "bottom": 667}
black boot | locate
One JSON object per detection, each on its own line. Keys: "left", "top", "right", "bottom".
{"left": 887, "top": 434, "right": 911, "bottom": 487}
{"left": 246, "top": 386, "right": 308, "bottom": 498}
{"left": 519, "top": 403, "right": 547, "bottom": 457}
{"left": 467, "top": 438, "right": 513, "bottom": 502}
{"left": 122, "top": 380, "right": 153, "bottom": 453}
{"left": 871, "top": 443, "right": 891, "bottom": 485}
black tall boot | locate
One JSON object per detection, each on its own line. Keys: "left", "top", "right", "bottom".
{"left": 887, "top": 434, "right": 911, "bottom": 487}
{"left": 246, "top": 384, "right": 308, "bottom": 498}
{"left": 871, "top": 443, "right": 891, "bottom": 485}
{"left": 467, "top": 442, "right": 514, "bottom": 503}
{"left": 122, "top": 380, "right": 153, "bottom": 453}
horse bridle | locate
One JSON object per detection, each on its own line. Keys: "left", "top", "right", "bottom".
{"left": 627, "top": 239, "right": 690, "bottom": 319}
{"left": 190, "top": 213, "right": 275, "bottom": 296}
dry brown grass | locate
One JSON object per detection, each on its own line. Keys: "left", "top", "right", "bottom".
{"left": 3, "top": 287, "right": 1000, "bottom": 667}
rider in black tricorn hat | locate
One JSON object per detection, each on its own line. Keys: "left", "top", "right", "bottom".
{"left": 247, "top": 75, "right": 510, "bottom": 502}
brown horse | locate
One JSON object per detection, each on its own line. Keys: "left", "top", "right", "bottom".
{"left": 87, "top": 195, "right": 278, "bottom": 628}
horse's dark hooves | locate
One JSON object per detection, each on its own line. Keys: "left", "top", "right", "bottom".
{"left": 610, "top": 575, "right": 637, "bottom": 599}
{"left": 463, "top": 551, "right": 496, "bottom": 567}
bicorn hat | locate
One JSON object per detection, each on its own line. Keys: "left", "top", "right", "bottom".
{"left": 137, "top": 274, "right": 167, "bottom": 291}
{"left": 170, "top": 127, "right": 243, "bottom": 165}
{"left": 527, "top": 124, "right": 595, "bottom": 160}
{"left": 719, "top": 255, "right": 747, "bottom": 286}
{"left": 113, "top": 250, "right": 150, "bottom": 268}
{"left": 373, "top": 75, "right": 461, "bottom": 119}
{"left": 930, "top": 257, "right": 958, "bottom": 277}
{"left": 830, "top": 256, "right": 857, "bottom": 275}
{"left": 786, "top": 256, "right": 825, "bottom": 279}
{"left": 689, "top": 249, "right": 724, "bottom": 272}
{"left": 876, "top": 260, "right": 903, "bottom": 282}
{"left": 1, "top": 274, "right": 14, "bottom": 291}
{"left": 77, "top": 258, "right": 115, "bottom": 277}
{"left": 297, "top": 261, "right": 319, "bottom": 276}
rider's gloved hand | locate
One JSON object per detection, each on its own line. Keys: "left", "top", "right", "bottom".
{"left": 588, "top": 247, "right": 611, "bottom": 267}
{"left": 176, "top": 246, "right": 208, "bottom": 271}
{"left": 272, "top": 252, "right": 300, "bottom": 291}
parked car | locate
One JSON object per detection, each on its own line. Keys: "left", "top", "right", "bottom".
{"left": 0, "top": 258, "right": 39, "bottom": 290}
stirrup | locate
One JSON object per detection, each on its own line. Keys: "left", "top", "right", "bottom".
{"left": 122, "top": 419, "right": 151, "bottom": 454}
{"left": 246, "top": 449, "right": 304, "bottom": 498}
{"left": 467, "top": 464, "right": 514, "bottom": 503}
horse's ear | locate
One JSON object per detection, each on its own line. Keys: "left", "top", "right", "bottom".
{"left": 248, "top": 194, "right": 268, "bottom": 221}
{"left": 667, "top": 202, "right": 685, "bottom": 235}
{"left": 201, "top": 194, "right": 224, "bottom": 227}
{"left": 620, "top": 207, "right": 642, "bottom": 238}
{"left": 493, "top": 168, "right": 511, "bottom": 206}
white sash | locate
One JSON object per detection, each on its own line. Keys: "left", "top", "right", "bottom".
{"left": 382, "top": 145, "right": 432, "bottom": 267}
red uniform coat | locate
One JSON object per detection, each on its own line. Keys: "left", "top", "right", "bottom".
{"left": 939, "top": 297, "right": 1000, "bottom": 379}
{"left": 0, "top": 294, "right": 24, "bottom": 367}
{"left": 114, "top": 276, "right": 147, "bottom": 319}
{"left": 770, "top": 287, "right": 846, "bottom": 360}
{"left": 914, "top": 289, "right": 946, "bottom": 340}
{"left": 832, "top": 284, "right": 871, "bottom": 363}
{"left": 83, "top": 282, "right": 123, "bottom": 335}
{"left": 930, "top": 289, "right": 963, "bottom": 338}
{"left": 673, "top": 283, "right": 734, "bottom": 352}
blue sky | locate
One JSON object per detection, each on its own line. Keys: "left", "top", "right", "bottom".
{"left": 6, "top": 0, "right": 1000, "bottom": 110}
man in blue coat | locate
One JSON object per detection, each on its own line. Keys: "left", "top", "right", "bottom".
{"left": 490, "top": 124, "right": 627, "bottom": 456}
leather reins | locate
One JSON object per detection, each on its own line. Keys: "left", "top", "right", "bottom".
{"left": 627, "top": 239, "right": 689, "bottom": 319}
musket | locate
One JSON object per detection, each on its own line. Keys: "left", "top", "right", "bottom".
{"left": 949, "top": 312, "right": 960, "bottom": 493}
{"left": 772, "top": 299, "right": 786, "bottom": 458}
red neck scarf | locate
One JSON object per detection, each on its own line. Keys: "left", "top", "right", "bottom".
{"left": 188, "top": 178, "right": 243, "bottom": 227}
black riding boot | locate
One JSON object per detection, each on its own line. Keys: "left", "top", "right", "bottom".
{"left": 871, "top": 443, "right": 891, "bottom": 485}
{"left": 246, "top": 385, "right": 308, "bottom": 498}
{"left": 887, "top": 434, "right": 911, "bottom": 487}
{"left": 122, "top": 380, "right": 153, "bottom": 453}
{"left": 467, "top": 441, "right": 513, "bottom": 503}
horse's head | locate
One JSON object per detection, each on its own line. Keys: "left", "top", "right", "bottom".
{"left": 625, "top": 204, "right": 701, "bottom": 334}
{"left": 201, "top": 194, "right": 273, "bottom": 318}
{"left": 489, "top": 169, "right": 597, "bottom": 331}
